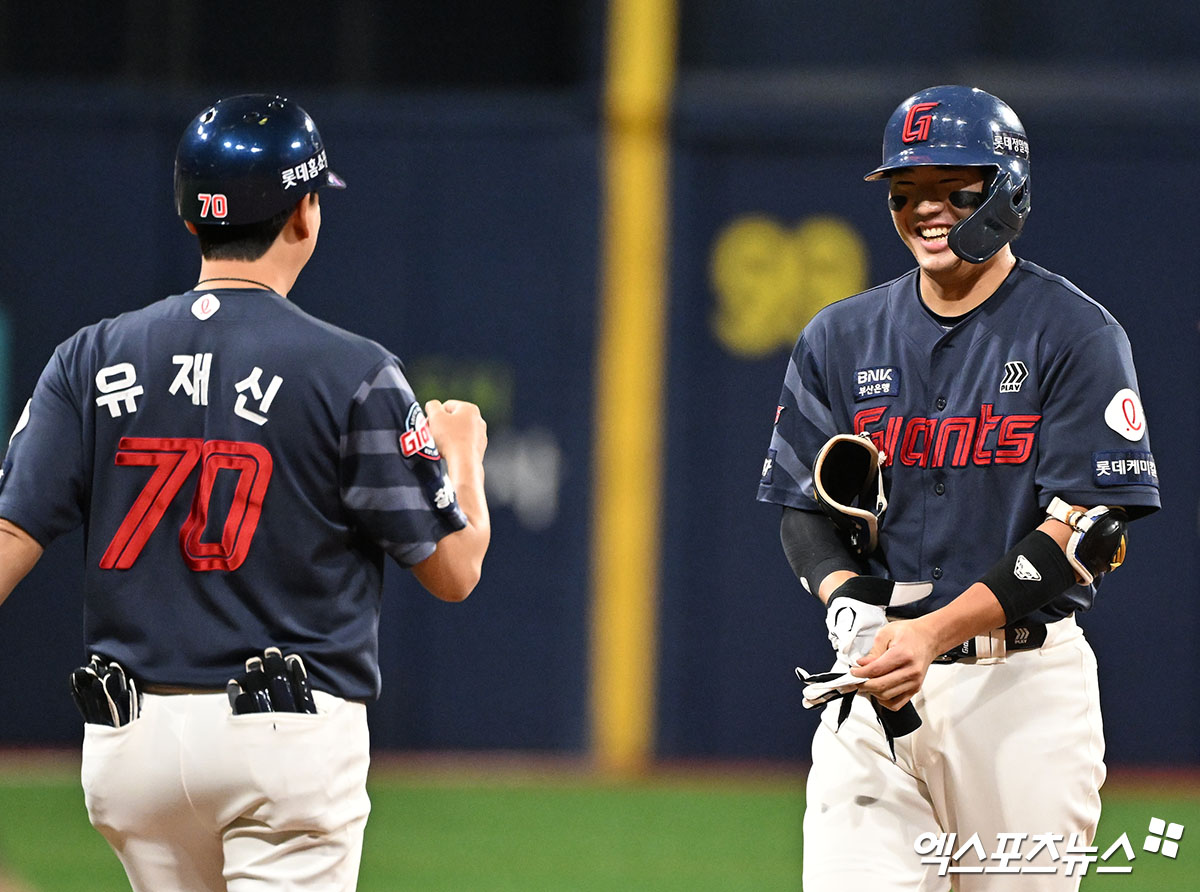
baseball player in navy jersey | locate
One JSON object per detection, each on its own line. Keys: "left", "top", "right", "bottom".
{"left": 757, "top": 86, "right": 1159, "bottom": 890}
{"left": 0, "top": 94, "right": 490, "bottom": 890}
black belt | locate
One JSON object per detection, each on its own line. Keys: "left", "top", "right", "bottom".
{"left": 933, "top": 624, "right": 1048, "bottom": 663}
{"left": 142, "top": 684, "right": 226, "bottom": 695}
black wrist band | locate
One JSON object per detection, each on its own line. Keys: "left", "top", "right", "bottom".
{"left": 827, "top": 575, "right": 892, "bottom": 607}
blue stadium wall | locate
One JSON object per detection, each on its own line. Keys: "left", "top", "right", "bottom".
{"left": 0, "top": 77, "right": 1196, "bottom": 766}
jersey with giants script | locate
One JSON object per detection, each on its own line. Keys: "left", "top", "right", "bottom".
{"left": 757, "top": 259, "right": 1160, "bottom": 623}
{"left": 0, "top": 288, "right": 467, "bottom": 700}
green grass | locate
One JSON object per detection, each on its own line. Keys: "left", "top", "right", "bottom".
{"left": 0, "top": 758, "right": 805, "bottom": 892}
{"left": 1081, "top": 792, "right": 1200, "bottom": 891}
{"left": 0, "top": 756, "right": 1197, "bottom": 891}
{"left": 0, "top": 774, "right": 125, "bottom": 891}
{"left": 359, "top": 774, "right": 803, "bottom": 890}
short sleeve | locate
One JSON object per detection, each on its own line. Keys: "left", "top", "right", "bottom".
{"left": 0, "top": 345, "right": 88, "bottom": 545}
{"left": 756, "top": 330, "right": 838, "bottom": 511}
{"left": 339, "top": 358, "right": 468, "bottom": 567}
{"left": 1036, "top": 323, "right": 1160, "bottom": 518}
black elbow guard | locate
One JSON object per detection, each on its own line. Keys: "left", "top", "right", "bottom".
{"left": 1046, "top": 497, "right": 1129, "bottom": 585}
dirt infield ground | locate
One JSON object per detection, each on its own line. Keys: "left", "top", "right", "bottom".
{"left": 0, "top": 867, "right": 34, "bottom": 892}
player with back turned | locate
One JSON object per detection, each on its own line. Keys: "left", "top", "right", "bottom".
{"left": 0, "top": 94, "right": 490, "bottom": 890}
{"left": 757, "top": 86, "right": 1159, "bottom": 890}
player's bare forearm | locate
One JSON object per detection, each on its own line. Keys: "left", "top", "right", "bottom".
{"left": 413, "top": 399, "right": 491, "bottom": 602}
{"left": 816, "top": 569, "right": 858, "bottom": 605}
{"left": 0, "top": 518, "right": 43, "bottom": 609}
{"left": 905, "top": 584, "right": 1006, "bottom": 658}
{"left": 416, "top": 465, "right": 490, "bottom": 602}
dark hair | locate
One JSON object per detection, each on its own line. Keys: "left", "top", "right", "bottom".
{"left": 194, "top": 194, "right": 313, "bottom": 261}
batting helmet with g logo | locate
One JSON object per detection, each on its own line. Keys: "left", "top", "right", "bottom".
{"left": 864, "top": 85, "right": 1031, "bottom": 264}
{"left": 174, "top": 94, "right": 346, "bottom": 226}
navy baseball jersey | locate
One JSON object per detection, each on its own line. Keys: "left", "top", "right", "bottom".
{"left": 757, "top": 259, "right": 1160, "bottom": 623}
{"left": 0, "top": 288, "right": 466, "bottom": 700}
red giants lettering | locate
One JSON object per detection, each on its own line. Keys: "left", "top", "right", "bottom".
{"left": 854, "top": 405, "right": 1040, "bottom": 467}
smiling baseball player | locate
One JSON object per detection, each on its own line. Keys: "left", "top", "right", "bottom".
{"left": 757, "top": 85, "right": 1160, "bottom": 890}
{"left": 0, "top": 94, "right": 490, "bottom": 891}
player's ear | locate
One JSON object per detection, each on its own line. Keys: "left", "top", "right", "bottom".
{"left": 184, "top": 221, "right": 198, "bottom": 235}
{"left": 289, "top": 193, "right": 318, "bottom": 240}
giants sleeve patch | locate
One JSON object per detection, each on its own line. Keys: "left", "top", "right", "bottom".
{"left": 399, "top": 404, "right": 441, "bottom": 460}
{"left": 1093, "top": 450, "right": 1157, "bottom": 486}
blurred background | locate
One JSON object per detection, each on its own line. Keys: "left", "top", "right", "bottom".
{"left": 0, "top": 0, "right": 1198, "bottom": 777}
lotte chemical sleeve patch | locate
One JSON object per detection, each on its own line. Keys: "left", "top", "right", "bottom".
{"left": 1035, "top": 324, "right": 1159, "bottom": 515}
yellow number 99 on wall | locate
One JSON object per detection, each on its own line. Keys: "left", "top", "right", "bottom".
{"left": 709, "top": 215, "right": 868, "bottom": 358}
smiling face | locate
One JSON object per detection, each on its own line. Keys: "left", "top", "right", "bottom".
{"left": 887, "top": 166, "right": 992, "bottom": 276}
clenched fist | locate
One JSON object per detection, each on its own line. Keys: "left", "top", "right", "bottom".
{"left": 425, "top": 399, "right": 487, "bottom": 466}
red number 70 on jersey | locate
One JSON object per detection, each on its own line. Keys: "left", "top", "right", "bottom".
{"left": 100, "top": 437, "right": 273, "bottom": 572}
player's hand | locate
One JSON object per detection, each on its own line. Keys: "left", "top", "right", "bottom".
{"left": 796, "top": 576, "right": 895, "bottom": 709}
{"left": 851, "top": 618, "right": 940, "bottom": 710}
{"left": 795, "top": 576, "right": 929, "bottom": 756}
{"left": 425, "top": 399, "right": 488, "bottom": 466}
{"left": 796, "top": 576, "right": 934, "bottom": 708}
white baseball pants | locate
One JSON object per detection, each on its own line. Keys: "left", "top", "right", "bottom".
{"left": 81, "top": 690, "right": 371, "bottom": 891}
{"left": 802, "top": 615, "right": 1106, "bottom": 892}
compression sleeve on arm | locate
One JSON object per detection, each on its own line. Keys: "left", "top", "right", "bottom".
{"left": 780, "top": 506, "right": 866, "bottom": 596}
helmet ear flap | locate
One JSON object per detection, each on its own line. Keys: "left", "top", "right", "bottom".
{"left": 946, "top": 170, "right": 1031, "bottom": 264}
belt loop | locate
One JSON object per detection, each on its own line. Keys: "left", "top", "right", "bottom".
{"left": 974, "top": 628, "right": 1008, "bottom": 665}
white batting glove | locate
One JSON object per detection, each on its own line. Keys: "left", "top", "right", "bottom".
{"left": 796, "top": 595, "right": 882, "bottom": 708}
{"left": 796, "top": 577, "right": 931, "bottom": 709}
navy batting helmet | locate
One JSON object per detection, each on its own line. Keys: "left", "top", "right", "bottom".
{"left": 174, "top": 94, "right": 345, "bottom": 226}
{"left": 865, "top": 85, "right": 1030, "bottom": 264}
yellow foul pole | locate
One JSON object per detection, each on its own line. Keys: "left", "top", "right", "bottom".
{"left": 590, "top": 0, "right": 677, "bottom": 775}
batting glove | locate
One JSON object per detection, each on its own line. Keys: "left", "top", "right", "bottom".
{"left": 796, "top": 576, "right": 930, "bottom": 755}
{"left": 796, "top": 576, "right": 894, "bottom": 707}
{"left": 68, "top": 656, "right": 141, "bottom": 727}
{"left": 226, "top": 648, "right": 319, "bottom": 715}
